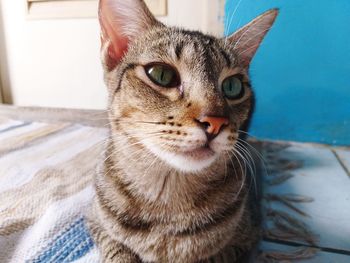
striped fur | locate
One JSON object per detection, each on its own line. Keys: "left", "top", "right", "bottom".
{"left": 89, "top": 1, "right": 278, "bottom": 262}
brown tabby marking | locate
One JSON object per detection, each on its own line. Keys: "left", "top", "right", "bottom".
{"left": 88, "top": 0, "right": 278, "bottom": 262}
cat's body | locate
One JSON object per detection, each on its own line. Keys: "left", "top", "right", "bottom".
{"left": 89, "top": 140, "right": 254, "bottom": 262}
{"left": 88, "top": 1, "right": 278, "bottom": 262}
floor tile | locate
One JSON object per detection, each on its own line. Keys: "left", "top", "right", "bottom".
{"left": 334, "top": 148, "right": 350, "bottom": 177}
{"left": 260, "top": 241, "right": 350, "bottom": 263}
{"left": 262, "top": 142, "right": 350, "bottom": 252}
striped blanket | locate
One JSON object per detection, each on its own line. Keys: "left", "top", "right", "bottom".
{"left": 0, "top": 106, "right": 317, "bottom": 262}
{"left": 0, "top": 107, "right": 106, "bottom": 262}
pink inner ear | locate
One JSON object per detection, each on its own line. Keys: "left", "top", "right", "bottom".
{"left": 99, "top": 0, "right": 129, "bottom": 70}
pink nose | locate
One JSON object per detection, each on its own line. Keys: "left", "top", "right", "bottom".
{"left": 198, "top": 116, "right": 229, "bottom": 135}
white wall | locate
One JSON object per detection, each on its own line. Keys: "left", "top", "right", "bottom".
{"left": 0, "top": 0, "right": 224, "bottom": 109}
{"left": 160, "top": 0, "right": 225, "bottom": 36}
{"left": 0, "top": 0, "right": 105, "bottom": 109}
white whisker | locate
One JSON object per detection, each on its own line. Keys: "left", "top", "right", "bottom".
{"left": 224, "top": 0, "right": 244, "bottom": 47}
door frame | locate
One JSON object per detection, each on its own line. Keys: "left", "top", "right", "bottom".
{"left": 0, "top": 1, "right": 11, "bottom": 104}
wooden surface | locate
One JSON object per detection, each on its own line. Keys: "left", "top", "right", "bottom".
{"left": 0, "top": 104, "right": 108, "bottom": 127}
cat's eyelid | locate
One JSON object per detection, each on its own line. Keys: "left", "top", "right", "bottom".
{"left": 140, "top": 61, "right": 178, "bottom": 70}
{"left": 219, "top": 67, "right": 244, "bottom": 82}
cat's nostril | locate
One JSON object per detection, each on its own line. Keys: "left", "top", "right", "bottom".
{"left": 201, "top": 121, "right": 210, "bottom": 129}
{"left": 195, "top": 119, "right": 208, "bottom": 130}
{"left": 197, "top": 116, "right": 229, "bottom": 138}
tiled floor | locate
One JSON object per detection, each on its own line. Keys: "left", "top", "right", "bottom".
{"left": 259, "top": 141, "right": 350, "bottom": 262}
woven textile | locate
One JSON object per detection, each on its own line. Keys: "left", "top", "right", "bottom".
{"left": 0, "top": 116, "right": 106, "bottom": 262}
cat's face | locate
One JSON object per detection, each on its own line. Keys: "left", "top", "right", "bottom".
{"left": 109, "top": 28, "right": 252, "bottom": 172}
{"left": 99, "top": 0, "right": 277, "bottom": 172}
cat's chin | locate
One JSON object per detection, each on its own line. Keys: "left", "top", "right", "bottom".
{"left": 143, "top": 142, "right": 217, "bottom": 172}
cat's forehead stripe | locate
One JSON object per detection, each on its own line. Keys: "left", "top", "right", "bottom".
{"left": 173, "top": 30, "right": 233, "bottom": 69}
{"left": 174, "top": 41, "right": 184, "bottom": 60}
{"left": 219, "top": 49, "right": 231, "bottom": 68}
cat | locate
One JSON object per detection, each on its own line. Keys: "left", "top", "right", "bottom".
{"left": 87, "top": 0, "right": 278, "bottom": 262}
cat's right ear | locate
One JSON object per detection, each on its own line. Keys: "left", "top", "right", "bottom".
{"left": 226, "top": 9, "right": 278, "bottom": 68}
{"left": 99, "top": 0, "right": 160, "bottom": 71}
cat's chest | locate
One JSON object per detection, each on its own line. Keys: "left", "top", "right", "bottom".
{"left": 106, "top": 200, "right": 245, "bottom": 263}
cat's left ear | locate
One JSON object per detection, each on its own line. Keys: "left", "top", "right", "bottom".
{"left": 99, "top": 0, "right": 160, "bottom": 71}
{"left": 226, "top": 9, "right": 278, "bottom": 68}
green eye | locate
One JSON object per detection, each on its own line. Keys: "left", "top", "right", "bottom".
{"left": 222, "top": 76, "right": 244, "bottom": 100}
{"left": 145, "top": 64, "right": 180, "bottom": 88}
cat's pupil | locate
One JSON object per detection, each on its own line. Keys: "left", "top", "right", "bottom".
{"left": 145, "top": 64, "right": 179, "bottom": 88}
{"left": 222, "top": 76, "right": 243, "bottom": 100}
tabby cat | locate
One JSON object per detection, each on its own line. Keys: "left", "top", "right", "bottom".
{"left": 88, "top": 0, "right": 278, "bottom": 262}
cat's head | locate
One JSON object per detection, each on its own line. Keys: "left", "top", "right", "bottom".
{"left": 99, "top": 0, "right": 278, "bottom": 172}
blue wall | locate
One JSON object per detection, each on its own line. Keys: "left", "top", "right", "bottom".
{"left": 225, "top": 0, "right": 350, "bottom": 145}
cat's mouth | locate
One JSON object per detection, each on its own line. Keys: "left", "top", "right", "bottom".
{"left": 143, "top": 139, "right": 218, "bottom": 172}
{"left": 178, "top": 145, "right": 215, "bottom": 161}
